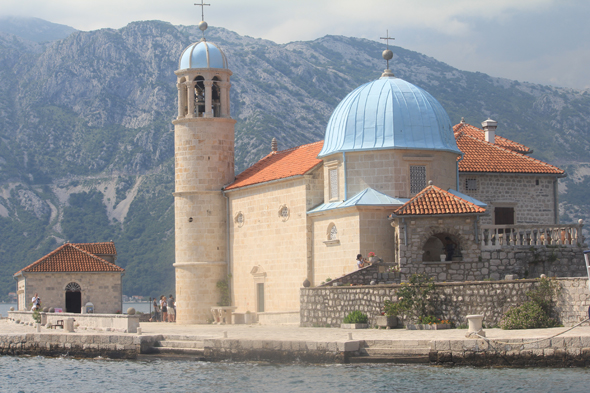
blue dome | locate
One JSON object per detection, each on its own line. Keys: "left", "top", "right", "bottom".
{"left": 179, "top": 40, "right": 228, "bottom": 70}
{"left": 318, "top": 76, "right": 462, "bottom": 158}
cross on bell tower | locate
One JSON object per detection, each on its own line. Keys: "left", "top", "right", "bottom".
{"left": 194, "top": 0, "right": 211, "bottom": 37}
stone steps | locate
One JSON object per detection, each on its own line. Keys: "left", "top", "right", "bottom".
{"left": 348, "top": 339, "right": 431, "bottom": 363}
{"left": 158, "top": 340, "right": 203, "bottom": 349}
{"left": 149, "top": 346, "right": 205, "bottom": 356}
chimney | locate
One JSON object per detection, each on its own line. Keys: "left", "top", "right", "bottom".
{"left": 271, "top": 137, "right": 278, "bottom": 153}
{"left": 481, "top": 118, "right": 497, "bottom": 144}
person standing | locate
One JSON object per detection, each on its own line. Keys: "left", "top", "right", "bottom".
{"left": 160, "top": 295, "right": 168, "bottom": 322}
{"left": 167, "top": 295, "right": 175, "bottom": 322}
{"left": 151, "top": 297, "right": 159, "bottom": 322}
{"left": 31, "top": 293, "right": 40, "bottom": 311}
{"left": 356, "top": 254, "right": 365, "bottom": 269}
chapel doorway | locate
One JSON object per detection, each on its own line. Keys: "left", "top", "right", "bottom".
{"left": 65, "top": 282, "right": 82, "bottom": 313}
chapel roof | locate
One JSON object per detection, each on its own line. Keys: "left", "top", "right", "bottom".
{"left": 319, "top": 76, "right": 462, "bottom": 158}
{"left": 455, "top": 131, "right": 564, "bottom": 175}
{"left": 179, "top": 39, "right": 228, "bottom": 70}
{"left": 72, "top": 241, "right": 116, "bottom": 256}
{"left": 15, "top": 243, "right": 124, "bottom": 275}
{"left": 393, "top": 185, "right": 486, "bottom": 216}
{"left": 225, "top": 141, "right": 324, "bottom": 190}
{"left": 453, "top": 122, "right": 531, "bottom": 154}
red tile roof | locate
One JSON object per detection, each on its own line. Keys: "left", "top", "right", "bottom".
{"left": 225, "top": 141, "right": 324, "bottom": 190}
{"left": 72, "top": 242, "right": 116, "bottom": 255}
{"left": 15, "top": 243, "right": 124, "bottom": 274}
{"left": 453, "top": 122, "right": 531, "bottom": 154}
{"left": 393, "top": 185, "right": 486, "bottom": 216}
{"left": 456, "top": 132, "right": 564, "bottom": 174}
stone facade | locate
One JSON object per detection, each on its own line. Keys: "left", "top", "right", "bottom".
{"left": 458, "top": 174, "right": 559, "bottom": 225}
{"left": 323, "top": 150, "right": 458, "bottom": 202}
{"left": 228, "top": 170, "right": 323, "bottom": 313}
{"left": 300, "top": 278, "right": 590, "bottom": 328}
{"left": 15, "top": 272, "right": 122, "bottom": 314}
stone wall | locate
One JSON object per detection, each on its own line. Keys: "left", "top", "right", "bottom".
{"left": 16, "top": 272, "right": 122, "bottom": 314}
{"left": 458, "top": 174, "right": 558, "bottom": 225}
{"left": 229, "top": 172, "right": 323, "bottom": 313}
{"left": 391, "top": 212, "right": 587, "bottom": 282}
{"left": 300, "top": 277, "right": 590, "bottom": 328}
{"left": 0, "top": 332, "right": 153, "bottom": 359}
{"left": 318, "top": 263, "right": 399, "bottom": 287}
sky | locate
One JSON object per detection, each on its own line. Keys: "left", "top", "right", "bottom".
{"left": 0, "top": 0, "right": 588, "bottom": 89}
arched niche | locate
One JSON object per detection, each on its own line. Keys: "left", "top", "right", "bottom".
{"left": 422, "top": 232, "right": 462, "bottom": 262}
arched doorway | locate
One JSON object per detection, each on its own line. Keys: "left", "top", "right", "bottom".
{"left": 65, "top": 282, "right": 82, "bottom": 313}
{"left": 422, "top": 233, "right": 462, "bottom": 262}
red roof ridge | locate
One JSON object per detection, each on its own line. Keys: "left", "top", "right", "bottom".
{"left": 457, "top": 133, "right": 564, "bottom": 174}
{"left": 15, "top": 242, "right": 124, "bottom": 275}
{"left": 393, "top": 185, "right": 486, "bottom": 216}
{"left": 225, "top": 140, "right": 324, "bottom": 191}
{"left": 453, "top": 122, "right": 531, "bottom": 154}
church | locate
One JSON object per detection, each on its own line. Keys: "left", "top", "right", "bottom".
{"left": 171, "top": 20, "right": 580, "bottom": 325}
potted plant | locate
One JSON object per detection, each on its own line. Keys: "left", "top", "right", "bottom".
{"left": 375, "top": 312, "right": 398, "bottom": 329}
{"left": 341, "top": 310, "right": 369, "bottom": 329}
{"left": 440, "top": 253, "right": 447, "bottom": 262}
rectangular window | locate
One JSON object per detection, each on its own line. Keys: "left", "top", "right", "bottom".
{"left": 410, "top": 165, "right": 426, "bottom": 194}
{"left": 329, "top": 169, "right": 339, "bottom": 200}
{"left": 465, "top": 178, "right": 477, "bottom": 191}
{"left": 257, "top": 283, "right": 265, "bottom": 313}
{"left": 495, "top": 207, "right": 514, "bottom": 225}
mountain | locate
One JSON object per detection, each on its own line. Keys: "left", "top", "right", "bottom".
{"left": 0, "top": 19, "right": 589, "bottom": 300}
{"left": 0, "top": 16, "right": 77, "bottom": 43}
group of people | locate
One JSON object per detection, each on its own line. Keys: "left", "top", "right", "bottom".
{"left": 356, "top": 254, "right": 373, "bottom": 269}
{"left": 150, "top": 295, "right": 176, "bottom": 322}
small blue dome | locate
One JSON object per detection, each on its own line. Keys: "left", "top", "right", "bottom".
{"left": 179, "top": 40, "right": 228, "bottom": 70}
{"left": 318, "top": 76, "right": 462, "bottom": 158}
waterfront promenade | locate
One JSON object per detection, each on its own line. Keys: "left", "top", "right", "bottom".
{"left": 2, "top": 317, "right": 590, "bottom": 366}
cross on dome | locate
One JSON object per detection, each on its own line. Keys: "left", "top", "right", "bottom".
{"left": 380, "top": 30, "right": 395, "bottom": 77}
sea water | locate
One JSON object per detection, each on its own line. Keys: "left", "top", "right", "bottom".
{"left": 0, "top": 356, "right": 588, "bottom": 393}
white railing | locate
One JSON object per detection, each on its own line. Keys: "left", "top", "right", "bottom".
{"left": 480, "top": 223, "right": 584, "bottom": 250}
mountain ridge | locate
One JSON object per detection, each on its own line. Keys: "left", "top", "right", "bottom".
{"left": 0, "top": 19, "right": 589, "bottom": 299}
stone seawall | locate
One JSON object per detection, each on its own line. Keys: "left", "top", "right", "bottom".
{"left": 430, "top": 336, "right": 590, "bottom": 367}
{"left": 0, "top": 332, "right": 156, "bottom": 359}
{"left": 300, "top": 278, "right": 590, "bottom": 328}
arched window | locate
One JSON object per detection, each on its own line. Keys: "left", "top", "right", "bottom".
{"left": 194, "top": 76, "right": 205, "bottom": 117}
{"left": 212, "top": 76, "right": 221, "bottom": 117}
{"left": 65, "top": 282, "right": 81, "bottom": 292}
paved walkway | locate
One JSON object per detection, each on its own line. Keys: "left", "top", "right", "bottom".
{"left": 3, "top": 319, "right": 590, "bottom": 342}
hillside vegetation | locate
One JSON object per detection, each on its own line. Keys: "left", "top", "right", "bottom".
{"left": 0, "top": 19, "right": 589, "bottom": 299}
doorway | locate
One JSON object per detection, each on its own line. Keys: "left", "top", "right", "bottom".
{"left": 65, "top": 282, "right": 82, "bottom": 313}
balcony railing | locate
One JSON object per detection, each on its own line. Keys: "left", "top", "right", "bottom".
{"left": 480, "top": 223, "right": 584, "bottom": 250}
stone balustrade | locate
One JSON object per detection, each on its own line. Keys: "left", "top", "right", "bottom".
{"left": 480, "top": 223, "right": 584, "bottom": 250}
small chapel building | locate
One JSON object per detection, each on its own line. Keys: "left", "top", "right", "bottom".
{"left": 14, "top": 242, "right": 124, "bottom": 313}
{"left": 171, "top": 20, "right": 582, "bottom": 324}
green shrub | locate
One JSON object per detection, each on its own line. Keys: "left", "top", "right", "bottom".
{"left": 500, "top": 301, "right": 559, "bottom": 329}
{"left": 383, "top": 273, "right": 436, "bottom": 323}
{"left": 32, "top": 309, "right": 41, "bottom": 324}
{"left": 500, "top": 277, "right": 561, "bottom": 329}
{"left": 343, "top": 310, "right": 368, "bottom": 324}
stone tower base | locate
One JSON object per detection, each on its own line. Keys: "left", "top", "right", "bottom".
{"left": 174, "top": 261, "right": 227, "bottom": 324}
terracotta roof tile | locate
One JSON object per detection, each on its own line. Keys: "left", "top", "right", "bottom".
{"left": 453, "top": 122, "right": 531, "bottom": 154}
{"left": 225, "top": 141, "right": 324, "bottom": 190}
{"left": 15, "top": 243, "right": 124, "bottom": 274}
{"left": 456, "top": 132, "right": 564, "bottom": 174}
{"left": 72, "top": 242, "right": 116, "bottom": 255}
{"left": 393, "top": 185, "right": 486, "bottom": 216}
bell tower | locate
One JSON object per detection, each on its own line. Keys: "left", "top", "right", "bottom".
{"left": 173, "top": 15, "right": 235, "bottom": 324}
